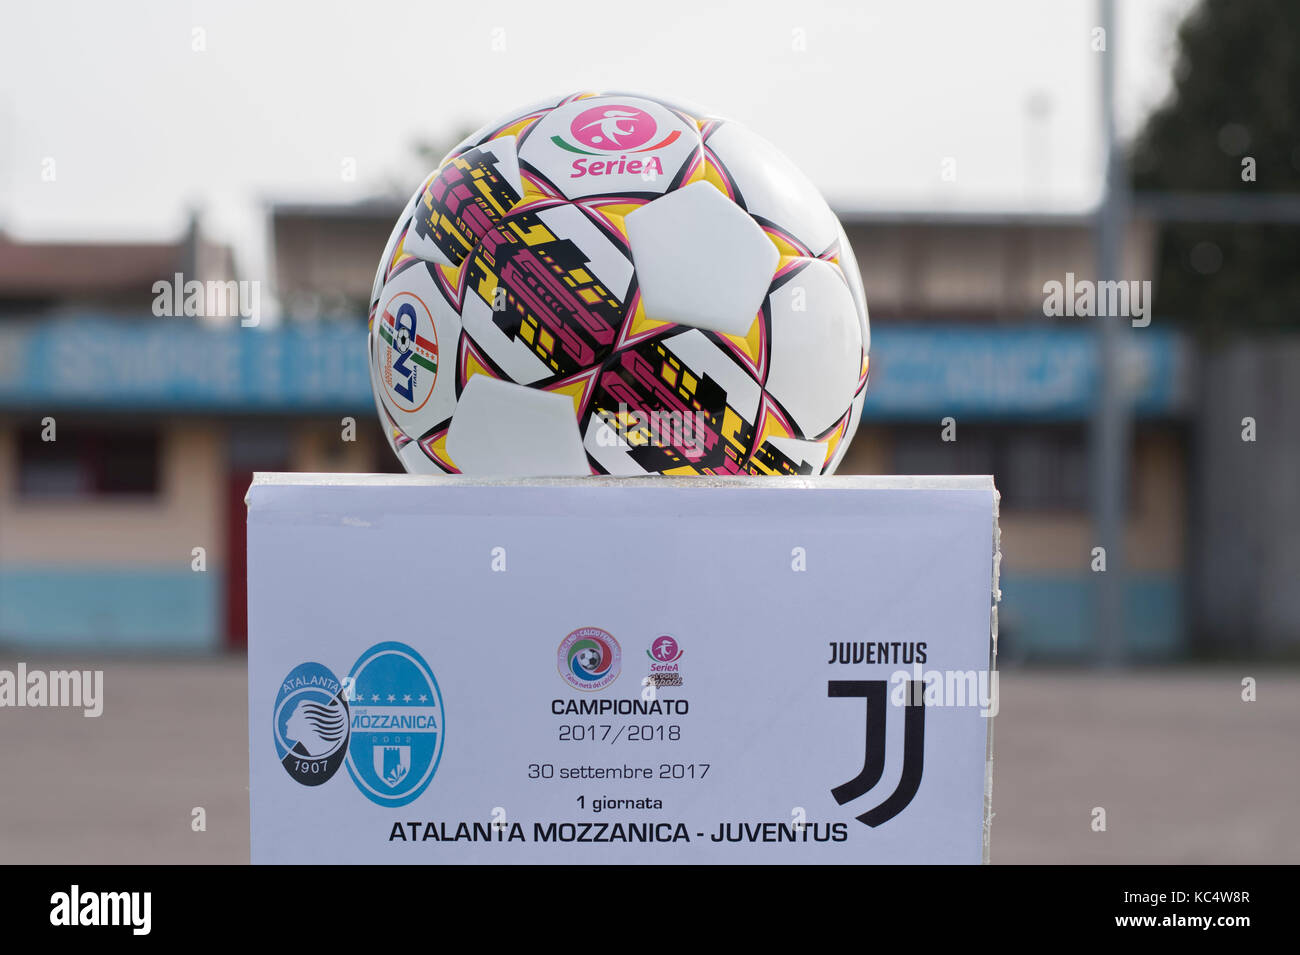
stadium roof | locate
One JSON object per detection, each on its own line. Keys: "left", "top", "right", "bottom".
{"left": 0, "top": 233, "right": 186, "bottom": 298}
{"left": 832, "top": 207, "right": 1099, "bottom": 228}
{"left": 267, "top": 196, "right": 1105, "bottom": 230}
{"left": 0, "top": 219, "right": 236, "bottom": 305}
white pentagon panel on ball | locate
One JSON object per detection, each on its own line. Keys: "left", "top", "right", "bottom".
{"left": 833, "top": 221, "right": 870, "bottom": 354}
{"left": 397, "top": 438, "right": 442, "bottom": 475}
{"left": 765, "top": 434, "right": 829, "bottom": 473}
{"left": 625, "top": 181, "right": 779, "bottom": 337}
{"left": 705, "top": 121, "right": 841, "bottom": 256}
{"left": 583, "top": 417, "right": 648, "bottom": 476}
{"left": 371, "top": 264, "right": 461, "bottom": 438}
{"left": 400, "top": 230, "right": 453, "bottom": 269}
{"left": 825, "top": 389, "right": 867, "bottom": 475}
{"left": 764, "top": 259, "right": 863, "bottom": 438}
{"left": 446, "top": 375, "right": 590, "bottom": 477}
{"left": 371, "top": 387, "right": 400, "bottom": 462}
{"left": 517, "top": 95, "right": 700, "bottom": 199}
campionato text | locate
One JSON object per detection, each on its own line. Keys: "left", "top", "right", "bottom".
{"left": 551, "top": 698, "right": 689, "bottom": 715}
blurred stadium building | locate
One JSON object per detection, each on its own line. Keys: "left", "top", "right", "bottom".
{"left": 0, "top": 215, "right": 390, "bottom": 651}
{"left": 0, "top": 202, "right": 1229, "bottom": 660}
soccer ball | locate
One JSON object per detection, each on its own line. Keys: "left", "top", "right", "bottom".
{"left": 575, "top": 648, "right": 601, "bottom": 673}
{"left": 368, "top": 91, "right": 869, "bottom": 476}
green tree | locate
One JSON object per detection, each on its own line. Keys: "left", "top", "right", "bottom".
{"left": 1130, "top": 0, "right": 1300, "bottom": 331}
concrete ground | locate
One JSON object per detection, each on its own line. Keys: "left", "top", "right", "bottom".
{"left": 0, "top": 658, "right": 1295, "bottom": 864}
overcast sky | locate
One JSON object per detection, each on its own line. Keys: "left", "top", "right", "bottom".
{"left": 0, "top": 0, "right": 1194, "bottom": 279}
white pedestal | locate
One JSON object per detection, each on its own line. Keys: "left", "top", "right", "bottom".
{"left": 248, "top": 474, "right": 999, "bottom": 863}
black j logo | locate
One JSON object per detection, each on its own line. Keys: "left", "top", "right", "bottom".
{"left": 828, "top": 680, "right": 925, "bottom": 827}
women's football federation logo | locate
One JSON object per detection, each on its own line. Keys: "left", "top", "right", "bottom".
{"left": 558, "top": 627, "right": 622, "bottom": 691}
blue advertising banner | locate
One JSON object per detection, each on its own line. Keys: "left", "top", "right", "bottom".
{"left": 861, "top": 326, "right": 1191, "bottom": 420}
{"left": 0, "top": 319, "right": 372, "bottom": 413}
{"left": 0, "top": 318, "right": 1190, "bottom": 419}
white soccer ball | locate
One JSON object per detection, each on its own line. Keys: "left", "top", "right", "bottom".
{"left": 368, "top": 91, "right": 869, "bottom": 477}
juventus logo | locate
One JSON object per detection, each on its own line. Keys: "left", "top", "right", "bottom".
{"left": 829, "top": 680, "right": 925, "bottom": 827}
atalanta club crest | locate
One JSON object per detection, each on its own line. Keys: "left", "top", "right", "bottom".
{"left": 272, "top": 642, "right": 444, "bottom": 808}
{"left": 273, "top": 662, "right": 350, "bottom": 785}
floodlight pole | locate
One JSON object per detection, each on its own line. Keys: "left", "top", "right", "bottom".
{"left": 1093, "top": 0, "right": 1131, "bottom": 666}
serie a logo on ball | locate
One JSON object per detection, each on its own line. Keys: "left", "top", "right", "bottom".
{"left": 553, "top": 104, "right": 677, "bottom": 179}
{"left": 558, "top": 627, "right": 621, "bottom": 692}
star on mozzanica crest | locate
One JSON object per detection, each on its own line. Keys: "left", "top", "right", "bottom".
{"left": 418, "top": 694, "right": 428, "bottom": 702}
{"left": 371, "top": 694, "right": 380, "bottom": 702}
{"left": 387, "top": 694, "right": 396, "bottom": 702}
{"left": 403, "top": 694, "right": 412, "bottom": 702}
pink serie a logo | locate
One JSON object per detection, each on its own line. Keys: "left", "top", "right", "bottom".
{"left": 550, "top": 103, "right": 682, "bottom": 179}
{"left": 647, "top": 635, "right": 683, "bottom": 664}
{"left": 569, "top": 105, "right": 658, "bottom": 151}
